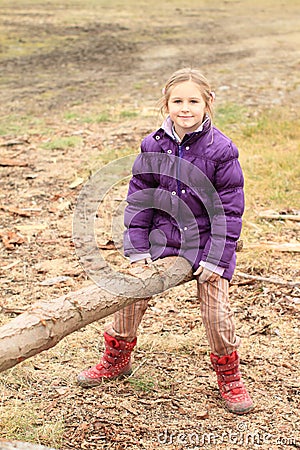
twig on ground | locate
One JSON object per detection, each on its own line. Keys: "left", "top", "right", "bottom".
{"left": 125, "top": 357, "right": 148, "bottom": 380}
{"left": 235, "top": 271, "right": 299, "bottom": 287}
{"left": 1, "top": 260, "right": 22, "bottom": 271}
{"left": 0, "top": 306, "right": 27, "bottom": 315}
{"left": 259, "top": 211, "right": 300, "bottom": 222}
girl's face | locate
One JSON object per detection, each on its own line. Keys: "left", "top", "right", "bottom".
{"left": 167, "top": 80, "right": 207, "bottom": 139}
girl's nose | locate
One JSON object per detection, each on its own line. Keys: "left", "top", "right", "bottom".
{"left": 181, "top": 101, "right": 190, "bottom": 111}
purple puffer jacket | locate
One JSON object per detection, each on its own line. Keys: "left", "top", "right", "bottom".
{"left": 123, "top": 117, "right": 244, "bottom": 281}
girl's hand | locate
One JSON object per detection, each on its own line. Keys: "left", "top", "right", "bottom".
{"left": 193, "top": 266, "right": 220, "bottom": 284}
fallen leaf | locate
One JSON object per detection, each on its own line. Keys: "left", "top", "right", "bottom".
{"left": 0, "top": 231, "right": 25, "bottom": 249}
{"left": 98, "top": 239, "right": 117, "bottom": 250}
{"left": 39, "top": 276, "right": 72, "bottom": 286}
{"left": 120, "top": 400, "right": 139, "bottom": 416}
{"left": 69, "top": 177, "right": 84, "bottom": 189}
{"left": 195, "top": 410, "right": 209, "bottom": 419}
{"left": 57, "top": 201, "right": 71, "bottom": 211}
{"left": 34, "top": 258, "right": 81, "bottom": 276}
{"left": 54, "top": 387, "right": 70, "bottom": 395}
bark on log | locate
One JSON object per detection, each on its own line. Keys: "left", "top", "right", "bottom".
{"left": 0, "top": 257, "right": 193, "bottom": 373}
{"left": 0, "top": 442, "right": 56, "bottom": 450}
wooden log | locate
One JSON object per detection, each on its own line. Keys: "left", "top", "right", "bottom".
{"left": 0, "top": 257, "right": 193, "bottom": 373}
{"left": 1, "top": 248, "right": 297, "bottom": 374}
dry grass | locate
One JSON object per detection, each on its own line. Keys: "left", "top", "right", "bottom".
{"left": 0, "top": 0, "right": 299, "bottom": 449}
{"left": 0, "top": 105, "right": 299, "bottom": 448}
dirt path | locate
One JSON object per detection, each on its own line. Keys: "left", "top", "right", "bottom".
{"left": 0, "top": 1, "right": 299, "bottom": 449}
{"left": 1, "top": 0, "right": 299, "bottom": 116}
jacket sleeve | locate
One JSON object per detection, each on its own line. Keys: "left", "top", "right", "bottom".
{"left": 123, "top": 141, "right": 158, "bottom": 257}
{"left": 201, "top": 142, "right": 245, "bottom": 269}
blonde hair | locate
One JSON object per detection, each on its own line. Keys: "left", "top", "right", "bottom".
{"left": 159, "top": 68, "right": 214, "bottom": 119}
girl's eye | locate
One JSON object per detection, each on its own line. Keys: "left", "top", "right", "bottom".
{"left": 190, "top": 100, "right": 199, "bottom": 104}
{"left": 173, "top": 100, "right": 181, "bottom": 104}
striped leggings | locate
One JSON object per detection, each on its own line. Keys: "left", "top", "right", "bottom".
{"left": 104, "top": 270, "right": 240, "bottom": 357}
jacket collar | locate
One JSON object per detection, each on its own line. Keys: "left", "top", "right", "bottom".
{"left": 160, "top": 115, "right": 211, "bottom": 143}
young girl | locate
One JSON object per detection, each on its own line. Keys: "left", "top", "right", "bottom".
{"left": 77, "top": 68, "right": 254, "bottom": 415}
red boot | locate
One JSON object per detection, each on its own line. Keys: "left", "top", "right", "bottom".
{"left": 210, "top": 351, "right": 254, "bottom": 414}
{"left": 77, "top": 332, "right": 137, "bottom": 387}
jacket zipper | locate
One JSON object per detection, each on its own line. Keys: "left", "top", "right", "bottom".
{"left": 176, "top": 136, "right": 192, "bottom": 194}
{"left": 177, "top": 143, "right": 183, "bottom": 196}
{"left": 176, "top": 138, "right": 192, "bottom": 231}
